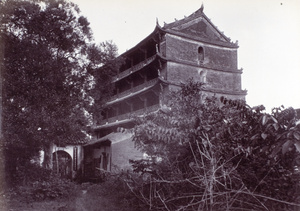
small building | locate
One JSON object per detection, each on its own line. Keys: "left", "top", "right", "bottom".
{"left": 82, "top": 132, "right": 141, "bottom": 181}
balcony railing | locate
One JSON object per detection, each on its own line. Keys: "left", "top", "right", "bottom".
{"left": 108, "top": 78, "right": 159, "bottom": 103}
{"left": 100, "top": 104, "right": 160, "bottom": 125}
{"left": 114, "top": 54, "right": 157, "bottom": 81}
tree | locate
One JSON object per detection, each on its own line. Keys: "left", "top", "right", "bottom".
{"left": 0, "top": 0, "right": 119, "bottom": 185}
{"left": 128, "top": 80, "right": 300, "bottom": 210}
{"left": 85, "top": 40, "right": 123, "bottom": 122}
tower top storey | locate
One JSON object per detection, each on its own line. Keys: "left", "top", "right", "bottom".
{"left": 160, "top": 4, "right": 237, "bottom": 48}
{"left": 121, "top": 5, "right": 238, "bottom": 58}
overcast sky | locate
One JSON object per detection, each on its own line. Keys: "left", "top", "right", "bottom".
{"left": 72, "top": 0, "right": 300, "bottom": 112}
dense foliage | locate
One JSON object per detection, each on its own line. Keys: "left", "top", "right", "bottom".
{"left": 128, "top": 80, "right": 300, "bottom": 210}
{"left": 0, "top": 0, "right": 119, "bottom": 186}
{"left": 5, "top": 163, "right": 79, "bottom": 202}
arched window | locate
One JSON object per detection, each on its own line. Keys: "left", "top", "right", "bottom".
{"left": 198, "top": 46, "right": 204, "bottom": 64}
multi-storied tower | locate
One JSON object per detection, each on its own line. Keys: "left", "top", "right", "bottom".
{"left": 84, "top": 6, "right": 247, "bottom": 175}
{"left": 94, "top": 6, "right": 246, "bottom": 137}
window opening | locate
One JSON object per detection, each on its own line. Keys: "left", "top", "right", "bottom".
{"left": 198, "top": 47, "right": 204, "bottom": 64}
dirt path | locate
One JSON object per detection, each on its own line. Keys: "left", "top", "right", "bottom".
{"left": 2, "top": 189, "right": 89, "bottom": 211}
{"left": 71, "top": 190, "right": 89, "bottom": 211}
{"left": 1, "top": 182, "right": 129, "bottom": 211}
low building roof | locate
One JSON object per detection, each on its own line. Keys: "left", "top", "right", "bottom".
{"left": 84, "top": 132, "right": 133, "bottom": 147}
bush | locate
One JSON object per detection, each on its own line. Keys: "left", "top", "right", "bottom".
{"left": 14, "top": 163, "right": 52, "bottom": 185}
{"left": 4, "top": 164, "right": 78, "bottom": 203}
{"left": 30, "top": 175, "right": 78, "bottom": 201}
{"left": 128, "top": 81, "right": 300, "bottom": 210}
{"left": 93, "top": 172, "right": 147, "bottom": 211}
{"left": 64, "top": 172, "right": 146, "bottom": 211}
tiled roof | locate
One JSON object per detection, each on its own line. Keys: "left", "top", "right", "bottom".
{"left": 84, "top": 132, "right": 133, "bottom": 147}
{"left": 58, "top": 138, "right": 88, "bottom": 145}
{"left": 119, "top": 5, "right": 237, "bottom": 58}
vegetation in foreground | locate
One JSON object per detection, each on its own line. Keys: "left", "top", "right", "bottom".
{"left": 126, "top": 81, "right": 300, "bottom": 211}
{"left": 1, "top": 170, "right": 141, "bottom": 211}
{"left": 1, "top": 0, "right": 300, "bottom": 210}
{"left": 0, "top": 0, "right": 120, "bottom": 187}
{"left": 1, "top": 81, "right": 300, "bottom": 211}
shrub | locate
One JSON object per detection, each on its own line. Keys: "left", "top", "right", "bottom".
{"left": 127, "top": 81, "right": 300, "bottom": 210}
{"left": 4, "top": 164, "right": 78, "bottom": 203}
{"left": 64, "top": 172, "right": 146, "bottom": 211}
{"left": 95, "top": 172, "right": 147, "bottom": 211}
{"left": 30, "top": 175, "right": 78, "bottom": 201}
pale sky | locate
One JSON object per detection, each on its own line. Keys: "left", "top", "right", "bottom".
{"left": 72, "top": 0, "right": 300, "bottom": 112}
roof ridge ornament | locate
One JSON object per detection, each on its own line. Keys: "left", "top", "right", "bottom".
{"left": 200, "top": 3, "right": 204, "bottom": 13}
{"left": 193, "top": 3, "right": 204, "bottom": 16}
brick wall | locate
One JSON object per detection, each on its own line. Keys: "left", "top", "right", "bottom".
{"left": 167, "top": 62, "right": 201, "bottom": 83}
{"left": 166, "top": 35, "right": 199, "bottom": 64}
{"left": 165, "top": 34, "right": 238, "bottom": 70}
{"left": 164, "top": 34, "right": 242, "bottom": 94}
{"left": 205, "top": 71, "right": 242, "bottom": 91}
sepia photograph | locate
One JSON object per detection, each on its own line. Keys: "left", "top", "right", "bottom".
{"left": 1, "top": 0, "right": 300, "bottom": 210}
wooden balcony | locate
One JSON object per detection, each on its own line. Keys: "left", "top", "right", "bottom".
{"left": 114, "top": 54, "right": 157, "bottom": 81}
{"left": 108, "top": 78, "right": 159, "bottom": 103}
{"left": 100, "top": 104, "right": 160, "bottom": 125}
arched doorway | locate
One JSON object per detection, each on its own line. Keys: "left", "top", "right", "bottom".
{"left": 52, "top": 150, "right": 72, "bottom": 179}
